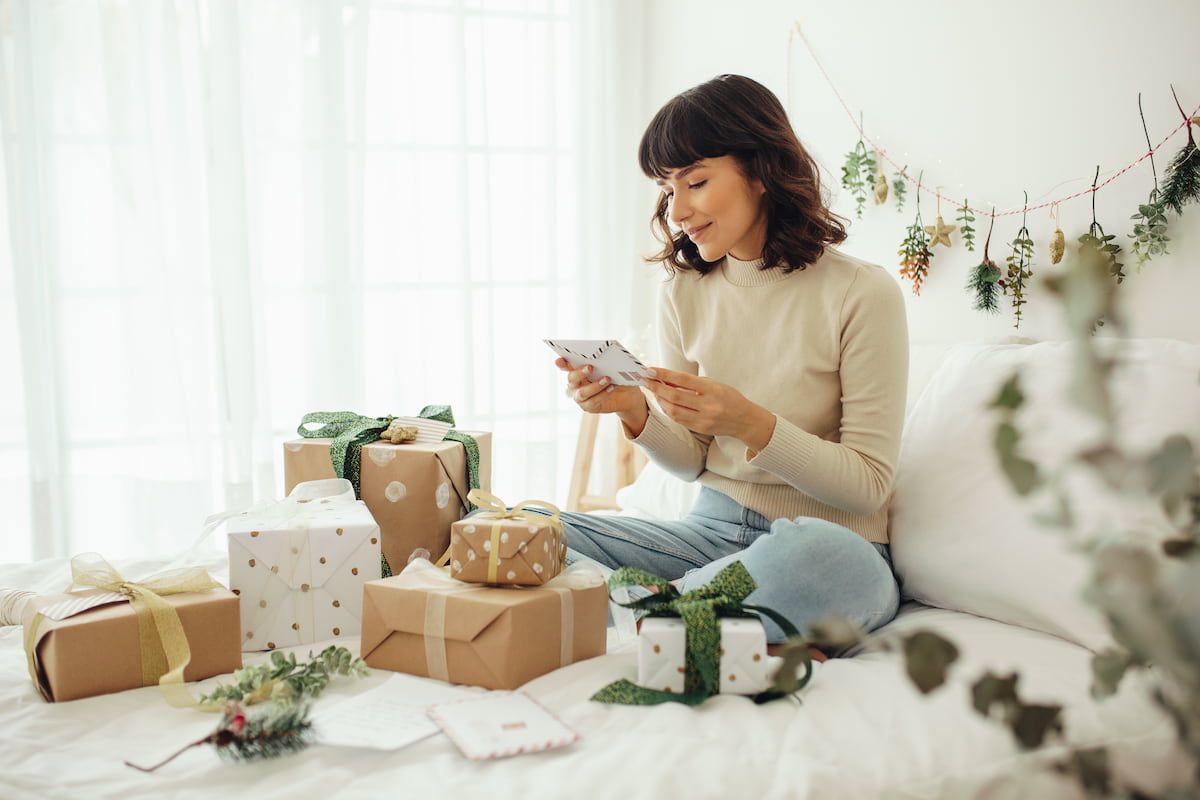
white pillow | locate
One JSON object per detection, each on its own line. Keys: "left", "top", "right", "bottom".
{"left": 890, "top": 338, "right": 1200, "bottom": 652}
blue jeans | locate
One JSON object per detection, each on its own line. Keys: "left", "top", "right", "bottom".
{"left": 555, "top": 487, "right": 900, "bottom": 643}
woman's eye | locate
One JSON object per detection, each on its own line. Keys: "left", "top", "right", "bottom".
{"left": 687, "top": 180, "right": 707, "bottom": 190}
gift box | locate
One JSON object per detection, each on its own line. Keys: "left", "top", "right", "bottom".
{"left": 360, "top": 559, "right": 607, "bottom": 690}
{"left": 227, "top": 478, "right": 381, "bottom": 652}
{"left": 283, "top": 429, "right": 492, "bottom": 573}
{"left": 637, "top": 616, "right": 782, "bottom": 695}
{"left": 448, "top": 490, "right": 566, "bottom": 586}
{"left": 22, "top": 556, "right": 241, "bottom": 703}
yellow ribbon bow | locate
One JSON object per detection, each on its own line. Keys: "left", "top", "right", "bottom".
{"left": 461, "top": 489, "right": 563, "bottom": 584}
{"left": 65, "top": 553, "right": 221, "bottom": 706}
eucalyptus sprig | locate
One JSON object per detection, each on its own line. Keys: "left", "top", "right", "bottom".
{"left": 1128, "top": 93, "right": 1171, "bottom": 269}
{"left": 840, "top": 126, "right": 877, "bottom": 219}
{"left": 1078, "top": 223, "right": 1125, "bottom": 285}
{"left": 200, "top": 645, "right": 369, "bottom": 709}
{"left": 956, "top": 200, "right": 977, "bottom": 252}
{"left": 898, "top": 184, "right": 934, "bottom": 296}
{"left": 1129, "top": 190, "right": 1170, "bottom": 269}
{"left": 892, "top": 165, "right": 909, "bottom": 213}
{"left": 1001, "top": 194, "right": 1035, "bottom": 329}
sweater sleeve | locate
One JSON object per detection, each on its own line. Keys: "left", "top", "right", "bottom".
{"left": 627, "top": 281, "right": 711, "bottom": 482}
{"left": 748, "top": 266, "right": 908, "bottom": 516}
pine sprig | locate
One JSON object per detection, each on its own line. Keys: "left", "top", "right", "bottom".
{"left": 1000, "top": 195, "right": 1034, "bottom": 329}
{"left": 967, "top": 211, "right": 1002, "bottom": 313}
{"left": 840, "top": 138, "right": 876, "bottom": 219}
{"left": 892, "top": 166, "right": 909, "bottom": 213}
{"left": 126, "top": 702, "right": 314, "bottom": 772}
{"left": 956, "top": 201, "right": 977, "bottom": 252}
{"left": 200, "top": 645, "right": 369, "bottom": 709}
{"left": 1160, "top": 86, "right": 1200, "bottom": 215}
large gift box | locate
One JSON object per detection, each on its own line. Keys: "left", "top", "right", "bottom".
{"left": 227, "top": 478, "right": 381, "bottom": 652}
{"left": 22, "top": 555, "right": 241, "bottom": 703}
{"left": 360, "top": 558, "right": 607, "bottom": 690}
{"left": 283, "top": 415, "right": 492, "bottom": 573}
{"left": 637, "top": 616, "right": 781, "bottom": 695}
{"left": 448, "top": 490, "right": 566, "bottom": 586}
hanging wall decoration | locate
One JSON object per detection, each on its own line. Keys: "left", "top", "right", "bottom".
{"left": 1078, "top": 167, "right": 1126, "bottom": 284}
{"left": 1002, "top": 194, "right": 1035, "bottom": 328}
{"left": 957, "top": 200, "right": 977, "bottom": 251}
{"left": 787, "top": 22, "right": 1200, "bottom": 322}
{"left": 1129, "top": 93, "right": 1171, "bottom": 269}
{"left": 1160, "top": 86, "right": 1200, "bottom": 215}
{"left": 898, "top": 171, "right": 935, "bottom": 295}
{"left": 966, "top": 210, "right": 1002, "bottom": 314}
{"left": 840, "top": 120, "right": 877, "bottom": 219}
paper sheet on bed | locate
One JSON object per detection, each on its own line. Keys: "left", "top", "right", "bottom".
{"left": 312, "top": 673, "right": 480, "bottom": 750}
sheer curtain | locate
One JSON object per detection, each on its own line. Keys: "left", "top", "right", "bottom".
{"left": 0, "top": 0, "right": 649, "bottom": 563}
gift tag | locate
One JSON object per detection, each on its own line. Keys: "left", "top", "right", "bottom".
{"left": 427, "top": 691, "right": 579, "bottom": 760}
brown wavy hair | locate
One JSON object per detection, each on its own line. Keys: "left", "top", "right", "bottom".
{"left": 638, "top": 74, "right": 847, "bottom": 275}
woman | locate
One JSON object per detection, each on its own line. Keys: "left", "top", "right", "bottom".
{"left": 555, "top": 74, "right": 907, "bottom": 642}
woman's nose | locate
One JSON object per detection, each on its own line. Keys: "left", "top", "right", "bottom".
{"left": 667, "top": 192, "right": 689, "bottom": 225}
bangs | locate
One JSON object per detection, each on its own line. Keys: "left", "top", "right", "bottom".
{"left": 637, "top": 94, "right": 728, "bottom": 179}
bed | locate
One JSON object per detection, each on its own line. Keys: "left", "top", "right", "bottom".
{"left": 1, "top": 338, "right": 1194, "bottom": 799}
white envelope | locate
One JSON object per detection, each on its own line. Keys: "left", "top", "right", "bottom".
{"left": 227, "top": 479, "right": 381, "bottom": 652}
{"left": 637, "top": 616, "right": 781, "bottom": 696}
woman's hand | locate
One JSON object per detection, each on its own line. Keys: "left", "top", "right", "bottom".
{"left": 644, "top": 367, "right": 776, "bottom": 453}
{"left": 556, "top": 358, "right": 650, "bottom": 435}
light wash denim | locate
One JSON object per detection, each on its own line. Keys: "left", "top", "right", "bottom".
{"left": 552, "top": 487, "right": 900, "bottom": 643}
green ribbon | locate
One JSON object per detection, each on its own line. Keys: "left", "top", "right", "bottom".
{"left": 590, "top": 562, "right": 813, "bottom": 706}
{"left": 297, "top": 406, "right": 482, "bottom": 578}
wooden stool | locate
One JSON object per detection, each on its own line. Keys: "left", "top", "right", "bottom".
{"left": 565, "top": 413, "right": 647, "bottom": 511}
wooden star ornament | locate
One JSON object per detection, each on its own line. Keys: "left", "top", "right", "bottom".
{"left": 923, "top": 215, "right": 956, "bottom": 247}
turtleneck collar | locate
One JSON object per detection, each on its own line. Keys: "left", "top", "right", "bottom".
{"left": 720, "top": 253, "right": 790, "bottom": 287}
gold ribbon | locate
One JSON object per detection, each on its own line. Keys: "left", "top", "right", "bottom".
{"left": 56, "top": 553, "right": 221, "bottom": 706}
{"left": 465, "top": 489, "right": 563, "bottom": 584}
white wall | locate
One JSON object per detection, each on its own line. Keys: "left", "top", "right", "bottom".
{"left": 627, "top": 0, "right": 1200, "bottom": 347}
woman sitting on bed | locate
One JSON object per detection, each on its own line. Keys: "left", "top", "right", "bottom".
{"left": 553, "top": 74, "right": 908, "bottom": 643}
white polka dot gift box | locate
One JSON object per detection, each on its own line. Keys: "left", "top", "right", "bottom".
{"left": 637, "top": 617, "right": 782, "bottom": 695}
{"left": 447, "top": 490, "right": 566, "bottom": 586}
{"left": 282, "top": 430, "right": 492, "bottom": 574}
{"left": 227, "top": 479, "right": 381, "bottom": 652}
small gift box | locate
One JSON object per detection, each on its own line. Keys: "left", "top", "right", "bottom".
{"left": 227, "top": 478, "right": 381, "bottom": 652}
{"left": 360, "top": 558, "right": 607, "bottom": 691}
{"left": 283, "top": 410, "right": 492, "bottom": 573}
{"left": 591, "top": 562, "right": 814, "bottom": 706}
{"left": 637, "top": 616, "right": 781, "bottom": 695}
{"left": 22, "top": 554, "right": 242, "bottom": 703}
{"left": 448, "top": 490, "right": 566, "bottom": 586}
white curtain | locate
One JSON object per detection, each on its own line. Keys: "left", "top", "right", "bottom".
{"left": 0, "top": 0, "right": 650, "bottom": 563}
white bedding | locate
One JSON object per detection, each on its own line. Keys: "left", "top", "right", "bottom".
{"left": 0, "top": 549, "right": 1177, "bottom": 800}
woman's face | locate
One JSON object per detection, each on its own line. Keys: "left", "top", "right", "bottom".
{"left": 656, "top": 155, "right": 768, "bottom": 262}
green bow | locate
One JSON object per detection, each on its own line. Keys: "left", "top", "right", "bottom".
{"left": 297, "top": 406, "right": 480, "bottom": 505}
{"left": 591, "top": 561, "right": 813, "bottom": 706}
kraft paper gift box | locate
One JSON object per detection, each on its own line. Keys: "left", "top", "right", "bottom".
{"left": 227, "top": 478, "right": 381, "bottom": 652}
{"left": 22, "top": 555, "right": 241, "bottom": 703}
{"left": 283, "top": 430, "right": 492, "bottom": 573}
{"left": 637, "top": 616, "right": 782, "bottom": 695}
{"left": 359, "top": 558, "right": 607, "bottom": 691}
{"left": 448, "top": 490, "right": 566, "bottom": 586}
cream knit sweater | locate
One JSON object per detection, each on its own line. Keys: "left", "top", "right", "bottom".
{"left": 631, "top": 248, "right": 909, "bottom": 543}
